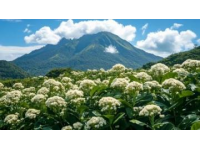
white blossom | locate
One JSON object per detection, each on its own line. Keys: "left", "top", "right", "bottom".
{"left": 125, "top": 81, "right": 143, "bottom": 94}
{"left": 143, "top": 81, "right": 161, "bottom": 91}
{"left": 135, "top": 72, "right": 152, "bottom": 81}
{"left": 62, "top": 125, "right": 72, "bottom": 130}
{"left": 61, "top": 77, "right": 72, "bottom": 83}
{"left": 13, "top": 83, "right": 24, "bottom": 89}
{"left": 23, "top": 87, "right": 35, "bottom": 94}
{"left": 99, "top": 97, "right": 121, "bottom": 112}
{"left": 85, "top": 117, "right": 106, "bottom": 129}
{"left": 65, "top": 89, "right": 84, "bottom": 100}
{"left": 73, "top": 122, "right": 83, "bottom": 130}
{"left": 109, "top": 64, "right": 126, "bottom": 73}
{"left": 71, "top": 98, "right": 85, "bottom": 106}
{"left": 111, "top": 78, "right": 129, "bottom": 89}
{"left": 25, "top": 109, "right": 40, "bottom": 119}
{"left": 139, "top": 105, "right": 162, "bottom": 117}
{"left": 31, "top": 94, "right": 46, "bottom": 103}
{"left": 4, "top": 90, "right": 22, "bottom": 104}
{"left": 173, "top": 68, "right": 189, "bottom": 77}
{"left": 4, "top": 113, "right": 20, "bottom": 124}
{"left": 162, "top": 78, "right": 186, "bottom": 92}
{"left": 181, "top": 59, "right": 200, "bottom": 70}
{"left": 46, "top": 96, "right": 67, "bottom": 108}
{"left": 149, "top": 63, "right": 170, "bottom": 77}
{"left": 37, "top": 87, "right": 49, "bottom": 95}
{"left": 79, "top": 79, "right": 96, "bottom": 91}
{"left": 43, "top": 79, "right": 64, "bottom": 91}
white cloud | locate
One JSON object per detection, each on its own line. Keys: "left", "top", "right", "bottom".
{"left": 104, "top": 45, "right": 118, "bottom": 54}
{"left": 136, "top": 28, "right": 196, "bottom": 57}
{"left": 170, "top": 23, "right": 183, "bottom": 29}
{"left": 0, "top": 45, "right": 44, "bottom": 61}
{"left": 24, "top": 24, "right": 32, "bottom": 33}
{"left": 24, "top": 28, "right": 31, "bottom": 33}
{"left": 3, "top": 19, "right": 22, "bottom": 23}
{"left": 197, "top": 39, "right": 200, "bottom": 44}
{"left": 141, "top": 23, "right": 148, "bottom": 35}
{"left": 25, "top": 19, "right": 137, "bottom": 45}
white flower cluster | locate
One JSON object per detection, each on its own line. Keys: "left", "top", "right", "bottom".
{"left": 71, "top": 71, "right": 84, "bottom": 77}
{"left": 31, "top": 94, "right": 46, "bottom": 103}
{"left": 79, "top": 79, "right": 96, "bottom": 91}
{"left": 102, "top": 80, "right": 109, "bottom": 86}
{"left": 61, "top": 77, "right": 72, "bottom": 83}
{"left": 37, "top": 87, "right": 49, "bottom": 95}
{"left": 73, "top": 122, "right": 83, "bottom": 130}
{"left": 125, "top": 81, "right": 143, "bottom": 94}
{"left": 0, "top": 82, "right": 4, "bottom": 90}
{"left": 149, "top": 63, "right": 170, "bottom": 77}
{"left": 94, "top": 78, "right": 101, "bottom": 84}
{"left": 181, "top": 59, "right": 200, "bottom": 70}
{"left": 25, "top": 109, "right": 40, "bottom": 119}
{"left": 66, "top": 89, "right": 84, "bottom": 100}
{"left": 139, "top": 104, "right": 162, "bottom": 117}
{"left": 29, "top": 93, "right": 36, "bottom": 98}
{"left": 3, "top": 90, "right": 22, "bottom": 104}
{"left": 43, "top": 79, "right": 64, "bottom": 91}
{"left": 111, "top": 78, "right": 129, "bottom": 89}
{"left": 71, "top": 97, "right": 85, "bottom": 106}
{"left": 109, "top": 64, "right": 126, "bottom": 73}
{"left": 135, "top": 72, "right": 152, "bottom": 81}
{"left": 98, "top": 97, "right": 121, "bottom": 112}
{"left": 172, "top": 64, "right": 182, "bottom": 69}
{"left": 62, "top": 125, "right": 72, "bottom": 130}
{"left": 23, "top": 87, "right": 35, "bottom": 94}
{"left": 85, "top": 117, "right": 106, "bottom": 129}
{"left": 143, "top": 81, "right": 161, "bottom": 91}
{"left": 173, "top": 68, "right": 189, "bottom": 77}
{"left": 46, "top": 96, "right": 67, "bottom": 108}
{"left": 13, "top": 83, "right": 24, "bottom": 89}
{"left": 162, "top": 78, "right": 186, "bottom": 92}
{"left": 4, "top": 113, "right": 20, "bottom": 124}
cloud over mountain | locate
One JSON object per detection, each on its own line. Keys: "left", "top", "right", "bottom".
{"left": 24, "top": 19, "right": 137, "bottom": 45}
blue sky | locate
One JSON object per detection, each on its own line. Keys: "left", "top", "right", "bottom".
{"left": 0, "top": 19, "right": 200, "bottom": 60}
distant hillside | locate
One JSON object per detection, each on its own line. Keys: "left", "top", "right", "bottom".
{"left": 14, "top": 32, "right": 162, "bottom": 75}
{"left": 142, "top": 46, "right": 200, "bottom": 69}
{"left": 0, "top": 60, "right": 29, "bottom": 79}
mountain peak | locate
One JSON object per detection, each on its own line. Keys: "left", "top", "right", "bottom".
{"left": 14, "top": 32, "right": 162, "bottom": 75}
{"left": 57, "top": 38, "right": 70, "bottom": 45}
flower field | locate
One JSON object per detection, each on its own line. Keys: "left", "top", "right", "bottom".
{"left": 0, "top": 59, "right": 200, "bottom": 130}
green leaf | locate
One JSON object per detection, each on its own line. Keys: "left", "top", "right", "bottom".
{"left": 130, "top": 119, "right": 147, "bottom": 127}
{"left": 0, "top": 120, "right": 4, "bottom": 128}
{"left": 77, "top": 105, "right": 89, "bottom": 115}
{"left": 179, "top": 114, "right": 198, "bottom": 129}
{"left": 42, "top": 126, "right": 52, "bottom": 130}
{"left": 179, "top": 90, "right": 194, "bottom": 98}
{"left": 113, "top": 113, "right": 125, "bottom": 124}
{"left": 90, "top": 86, "right": 99, "bottom": 97}
{"left": 161, "top": 72, "right": 177, "bottom": 82}
{"left": 118, "top": 99, "right": 132, "bottom": 108}
{"left": 126, "top": 108, "right": 133, "bottom": 118}
{"left": 92, "top": 110, "right": 101, "bottom": 117}
{"left": 104, "top": 115, "right": 115, "bottom": 124}
{"left": 191, "top": 121, "right": 200, "bottom": 130}
{"left": 153, "top": 122, "right": 175, "bottom": 130}
{"left": 128, "top": 75, "right": 140, "bottom": 82}
{"left": 90, "top": 85, "right": 107, "bottom": 97}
